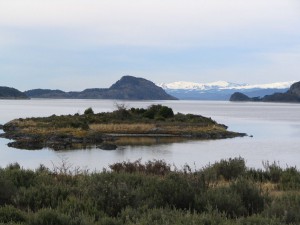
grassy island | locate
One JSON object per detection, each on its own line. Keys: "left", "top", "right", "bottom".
{"left": 1, "top": 105, "right": 245, "bottom": 150}
{"left": 0, "top": 158, "right": 300, "bottom": 224}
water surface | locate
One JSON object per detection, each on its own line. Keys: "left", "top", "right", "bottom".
{"left": 0, "top": 99, "right": 299, "bottom": 170}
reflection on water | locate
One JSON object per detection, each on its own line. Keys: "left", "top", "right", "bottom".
{"left": 0, "top": 99, "right": 300, "bottom": 170}
{"left": 114, "top": 136, "right": 190, "bottom": 146}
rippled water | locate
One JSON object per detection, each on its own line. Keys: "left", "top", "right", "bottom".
{"left": 0, "top": 99, "right": 299, "bottom": 170}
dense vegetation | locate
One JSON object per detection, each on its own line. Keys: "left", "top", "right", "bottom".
{"left": 0, "top": 157, "right": 300, "bottom": 224}
{"left": 2, "top": 105, "right": 244, "bottom": 150}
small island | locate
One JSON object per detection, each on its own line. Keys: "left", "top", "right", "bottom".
{"left": 0, "top": 105, "right": 245, "bottom": 150}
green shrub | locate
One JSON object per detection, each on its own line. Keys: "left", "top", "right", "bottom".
{"left": 143, "top": 105, "right": 174, "bottom": 119}
{"left": 86, "top": 174, "right": 136, "bottom": 217}
{"left": 246, "top": 168, "right": 268, "bottom": 183}
{"left": 231, "top": 178, "right": 265, "bottom": 215}
{"left": 216, "top": 158, "right": 246, "bottom": 181}
{"left": 15, "top": 184, "right": 74, "bottom": 211}
{"left": 263, "top": 161, "right": 282, "bottom": 183}
{"left": 0, "top": 176, "right": 16, "bottom": 206}
{"left": 265, "top": 193, "right": 300, "bottom": 224}
{"left": 139, "top": 174, "right": 195, "bottom": 210}
{"left": 238, "top": 214, "right": 282, "bottom": 225}
{"left": 30, "top": 209, "right": 70, "bottom": 225}
{"left": 202, "top": 157, "right": 246, "bottom": 181}
{"left": 0, "top": 205, "right": 27, "bottom": 223}
{"left": 203, "top": 187, "right": 246, "bottom": 217}
{"left": 84, "top": 107, "right": 94, "bottom": 115}
{"left": 120, "top": 207, "right": 230, "bottom": 225}
{"left": 109, "top": 159, "right": 171, "bottom": 175}
{"left": 0, "top": 158, "right": 298, "bottom": 224}
{"left": 5, "top": 169, "right": 36, "bottom": 188}
{"left": 58, "top": 195, "right": 100, "bottom": 220}
{"left": 280, "top": 167, "right": 300, "bottom": 190}
{"left": 157, "top": 106, "right": 174, "bottom": 118}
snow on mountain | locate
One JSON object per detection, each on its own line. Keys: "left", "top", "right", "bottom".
{"left": 158, "top": 81, "right": 242, "bottom": 90}
{"left": 233, "top": 81, "right": 296, "bottom": 90}
{"left": 158, "top": 81, "right": 295, "bottom": 91}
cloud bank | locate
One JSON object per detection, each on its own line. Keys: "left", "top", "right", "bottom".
{"left": 0, "top": 0, "right": 299, "bottom": 90}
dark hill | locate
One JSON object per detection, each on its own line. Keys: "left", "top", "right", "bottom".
{"left": 230, "top": 81, "right": 300, "bottom": 103}
{"left": 229, "top": 92, "right": 251, "bottom": 101}
{"left": 289, "top": 82, "right": 300, "bottom": 97}
{"left": 107, "top": 76, "right": 177, "bottom": 100}
{"left": 25, "top": 89, "right": 67, "bottom": 98}
{"left": 0, "top": 86, "right": 28, "bottom": 99}
{"left": 25, "top": 76, "right": 177, "bottom": 100}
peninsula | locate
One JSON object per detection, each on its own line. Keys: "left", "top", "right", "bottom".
{"left": 230, "top": 81, "right": 300, "bottom": 103}
{"left": 0, "top": 105, "right": 245, "bottom": 150}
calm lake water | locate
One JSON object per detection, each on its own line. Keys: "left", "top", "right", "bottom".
{"left": 0, "top": 99, "right": 300, "bottom": 170}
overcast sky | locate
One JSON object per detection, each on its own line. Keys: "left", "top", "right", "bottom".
{"left": 0, "top": 0, "right": 299, "bottom": 91}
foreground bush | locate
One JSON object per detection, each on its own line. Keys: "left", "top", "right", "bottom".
{"left": 0, "top": 158, "right": 298, "bottom": 224}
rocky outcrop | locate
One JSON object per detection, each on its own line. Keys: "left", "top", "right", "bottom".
{"left": 0, "top": 131, "right": 104, "bottom": 151}
{"left": 97, "top": 143, "right": 118, "bottom": 150}
{"left": 25, "top": 76, "right": 177, "bottom": 100}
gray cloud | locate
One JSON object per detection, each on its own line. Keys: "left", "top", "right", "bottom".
{"left": 0, "top": 0, "right": 299, "bottom": 47}
{"left": 0, "top": 0, "right": 299, "bottom": 89}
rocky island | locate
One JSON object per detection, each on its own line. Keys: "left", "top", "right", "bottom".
{"left": 0, "top": 105, "right": 245, "bottom": 150}
{"left": 230, "top": 81, "right": 300, "bottom": 103}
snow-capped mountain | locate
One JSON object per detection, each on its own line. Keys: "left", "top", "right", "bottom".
{"left": 157, "top": 81, "right": 296, "bottom": 100}
{"left": 158, "top": 81, "right": 243, "bottom": 90}
{"left": 158, "top": 81, "right": 294, "bottom": 91}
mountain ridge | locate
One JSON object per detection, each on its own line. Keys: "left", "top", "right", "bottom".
{"left": 158, "top": 80, "right": 295, "bottom": 90}
{"left": 25, "top": 76, "right": 177, "bottom": 100}
{"left": 158, "top": 81, "right": 294, "bottom": 100}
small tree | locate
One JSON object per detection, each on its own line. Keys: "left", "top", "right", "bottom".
{"left": 113, "top": 103, "right": 131, "bottom": 120}
{"left": 143, "top": 105, "right": 174, "bottom": 119}
{"left": 84, "top": 107, "right": 94, "bottom": 115}
{"left": 158, "top": 106, "right": 174, "bottom": 118}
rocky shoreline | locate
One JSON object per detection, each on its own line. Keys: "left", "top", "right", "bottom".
{"left": 0, "top": 105, "right": 246, "bottom": 151}
{"left": 0, "top": 127, "right": 246, "bottom": 151}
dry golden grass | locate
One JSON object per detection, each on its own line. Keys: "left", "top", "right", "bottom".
{"left": 89, "top": 123, "right": 156, "bottom": 133}
{"left": 162, "top": 124, "right": 226, "bottom": 134}
{"left": 89, "top": 123, "right": 223, "bottom": 134}
{"left": 261, "top": 182, "right": 277, "bottom": 193}
{"left": 11, "top": 119, "right": 38, "bottom": 128}
{"left": 22, "top": 127, "right": 88, "bottom": 137}
{"left": 18, "top": 122, "right": 224, "bottom": 136}
{"left": 260, "top": 182, "right": 300, "bottom": 197}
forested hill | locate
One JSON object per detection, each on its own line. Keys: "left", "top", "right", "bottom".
{"left": 0, "top": 86, "right": 28, "bottom": 99}
{"left": 25, "top": 76, "right": 177, "bottom": 100}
